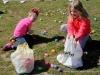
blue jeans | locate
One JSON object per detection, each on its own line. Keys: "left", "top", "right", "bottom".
{"left": 12, "top": 36, "right": 26, "bottom": 49}
{"left": 15, "top": 36, "right": 26, "bottom": 44}
{"left": 61, "top": 24, "right": 89, "bottom": 49}
{"left": 79, "top": 36, "right": 89, "bottom": 49}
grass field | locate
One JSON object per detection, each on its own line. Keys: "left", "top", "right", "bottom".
{"left": 0, "top": 0, "right": 100, "bottom": 75}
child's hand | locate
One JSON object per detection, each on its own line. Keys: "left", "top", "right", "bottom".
{"left": 30, "top": 30, "right": 33, "bottom": 34}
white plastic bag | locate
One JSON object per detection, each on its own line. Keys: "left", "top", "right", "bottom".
{"left": 57, "top": 35, "right": 83, "bottom": 68}
{"left": 10, "top": 42, "right": 34, "bottom": 74}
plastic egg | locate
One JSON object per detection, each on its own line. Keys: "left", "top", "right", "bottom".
{"left": 44, "top": 30, "right": 47, "bottom": 33}
{"left": 44, "top": 61, "right": 49, "bottom": 65}
{"left": 63, "top": 13, "right": 66, "bottom": 15}
{"left": 54, "top": 65, "right": 58, "bottom": 69}
{"left": 41, "top": 31, "right": 45, "bottom": 35}
{"left": 51, "top": 49, "right": 56, "bottom": 52}
{"left": 38, "top": 67, "right": 42, "bottom": 71}
{"left": 50, "top": 64, "right": 54, "bottom": 68}
{"left": 45, "top": 13, "right": 48, "bottom": 16}
{"left": 11, "top": 39, "right": 16, "bottom": 43}
{"left": 59, "top": 21, "right": 62, "bottom": 23}
{"left": 58, "top": 68, "right": 63, "bottom": 72}
{"left": 0, "top": 16, "right": 2, "bottom": 19}
{"left": 3, "top": 10, "right": 7, "bottom": 13}
{"left": 55, "top": 39, "right": 58, "bottom": 42}
{"left": 39, "top": 18, "right": 43, "bottom": 21}
{"left": 44, "top": 53, "right": 49, "bottom": 57}
{"left": 92, "top": 30, "right": 95, "bottom": 33}
{"left": 51, "top": 13, "right": 54, "bottom": 16}
{"left": 62, "top": 39, "right": 66, "bottom": 43}
{"left": 54, "top": 20, "right": 57, "bottom": 22}
{"left": 94, "top": 18, "right": 97, "bottom": 21}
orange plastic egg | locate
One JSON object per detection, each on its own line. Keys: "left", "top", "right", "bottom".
{"left": 51, "top": 49, "right": 56, "bottom": 52}
{"left": 11, "top": 39, "right": 16, "bottom": 43}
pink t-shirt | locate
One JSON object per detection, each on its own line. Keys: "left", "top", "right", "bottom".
{"left": 14, "top": 18, "right": 32, "bottom": 37}
{"left": 67, "top": 17, "right": 91, "bottom": 40}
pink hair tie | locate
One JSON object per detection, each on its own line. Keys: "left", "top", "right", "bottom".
{"left": 32, "top": 8, "right": 39, "bottom": 16}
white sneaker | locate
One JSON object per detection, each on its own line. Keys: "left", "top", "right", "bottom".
{"left": 69, "top": 0, "right": 73, "bottom": 2}
{"left": 3, "top": 0, "right": 9, "bottom": 4}
{"left": 20, "top": 0, "right": 26, "bottom": 3}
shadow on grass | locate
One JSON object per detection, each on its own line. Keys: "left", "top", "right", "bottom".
{"left": 0, "top": 11, "right": 4, "bottom": 14}
{"left": 30, "top": 59, "right": 50, "bottom": 75}
{"left": 19, "top": 59, "right": 50, "bottom": 75}
{"left": 24, "top": 34, "right": 64, "bottom": 48}
{"left": 77, "top": 40, "right": 100, "bottom": 70}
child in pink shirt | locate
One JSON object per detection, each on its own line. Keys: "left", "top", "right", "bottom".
{"left": 61, "top": 0, "right": 91, "bottom": 49}
{"left": 2, "top": 8, "right": 39, "bottom": 51}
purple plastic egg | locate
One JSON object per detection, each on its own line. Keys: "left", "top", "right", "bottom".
{"left": 58, "top": 68, "right": 63, "bottom": 72}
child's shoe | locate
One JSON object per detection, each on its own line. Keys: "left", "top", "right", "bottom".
{"left": 2, "top": 42, "right": 13, "bottom": 51}
{"left": 20, "top": 0, "right": 26, "bottom": 3}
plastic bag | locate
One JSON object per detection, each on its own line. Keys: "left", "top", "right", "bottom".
{"left": 10, "top": 42, "right": 34, "bottom": 74}
{"left": 57, "top": 35, "right": 83, "bottom": 68}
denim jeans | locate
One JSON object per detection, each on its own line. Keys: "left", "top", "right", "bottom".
{"left": 61, "top": 24, "right": 89, "bottom": 49}
{"left": 12, "top": 36, "right": 26, "bottom": 49}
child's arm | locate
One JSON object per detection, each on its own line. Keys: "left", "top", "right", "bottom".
{"left": 27, "top": 26, "right": 33, "bottom": 34}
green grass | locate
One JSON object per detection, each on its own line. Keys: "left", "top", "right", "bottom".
{"left": 0, "top": 0, "right": 100, "bottom": 75}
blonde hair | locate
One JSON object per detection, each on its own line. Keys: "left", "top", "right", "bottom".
{"left": 68, "top": 0, "right": 89, "bottom": 21}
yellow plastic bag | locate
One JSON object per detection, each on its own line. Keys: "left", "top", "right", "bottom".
{"left": 10, "top": 42, "right": 34, "bottom": 74}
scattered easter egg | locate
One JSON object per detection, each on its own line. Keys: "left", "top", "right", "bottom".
{"left": 90, "top": 31, "right": 92, "bottom": 34}
{"left": 44, "top": 53, "right": 49, "bottom": 57}
{"left": 41, "top": 31, "right": 45, "bottom": 35}
{"left": 51, "top": 49, "right": 56, "bottom": 52}
{"left": 59, "top": 20, "right": 62, "bottom": 23}
{"left": 62, "top": 39, "right": 66, "bottom": 43}
{"left": 44, "top": 30, "right": 47, "bottom": 33}
{"left": 63, "top": 13, "right": 66, "bottom": 15}
{"left": 51, "top": 13, "right": 54, "bottom": 16}
{"left": 58, "top": 68, "right": 63, "bottom": 72}
{"left": 44, "top": 61, "right": 49, "bottom": 65}
{"left": 54, "top": 20, "right": 57, "bottom": 22}
{"left": 45, "top": 13, "right": 48, "bottom": 16}
{"left": 38, "top": 67, "right": 42, "bottom": 71}
{"left": 55, "top": 39, "right": 58, "bottom": 42}
{"left": 54, "top": 65, "right": 58, "bottom": 69}
{"left": 0, "top": 16, "right": 2, "bottom": 19}
{"left": 94, "top": 18, "right": 97, "bottom": 21}
{"left": 57, "top": 10, "right": 59, "bottom": 12}
{"left": 3, "top": 10, "right": 7, "bottom": 13}
{"left": 51, "top": 64, "right": 54, "bottom": 68}
{"left": 11, "top": 39, "right": 16, "bottom": 43}
{"left": 92, "top": 30, "right": 95, "bottom": 33}
{"left": 39, "top": 18, "right": 43, "bottom": 21}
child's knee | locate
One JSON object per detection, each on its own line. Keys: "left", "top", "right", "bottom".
{"left": 60, "top": 24, "right": 67, "bottom": 32}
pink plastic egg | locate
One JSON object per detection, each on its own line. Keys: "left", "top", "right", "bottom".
{"left": 44, "top": 61, "right": 49, "bottom": 65}
{"left": 50, "top": 64, "right": 54, "bottom": 68}
{"left": 62, "top": 39, "right": 66, "bottom": 43}
{"left": 44, "top": 30, "right": 47, "bottom": 33}
{"left": 44, "top": 53, "right": 49, "bottom": 57}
